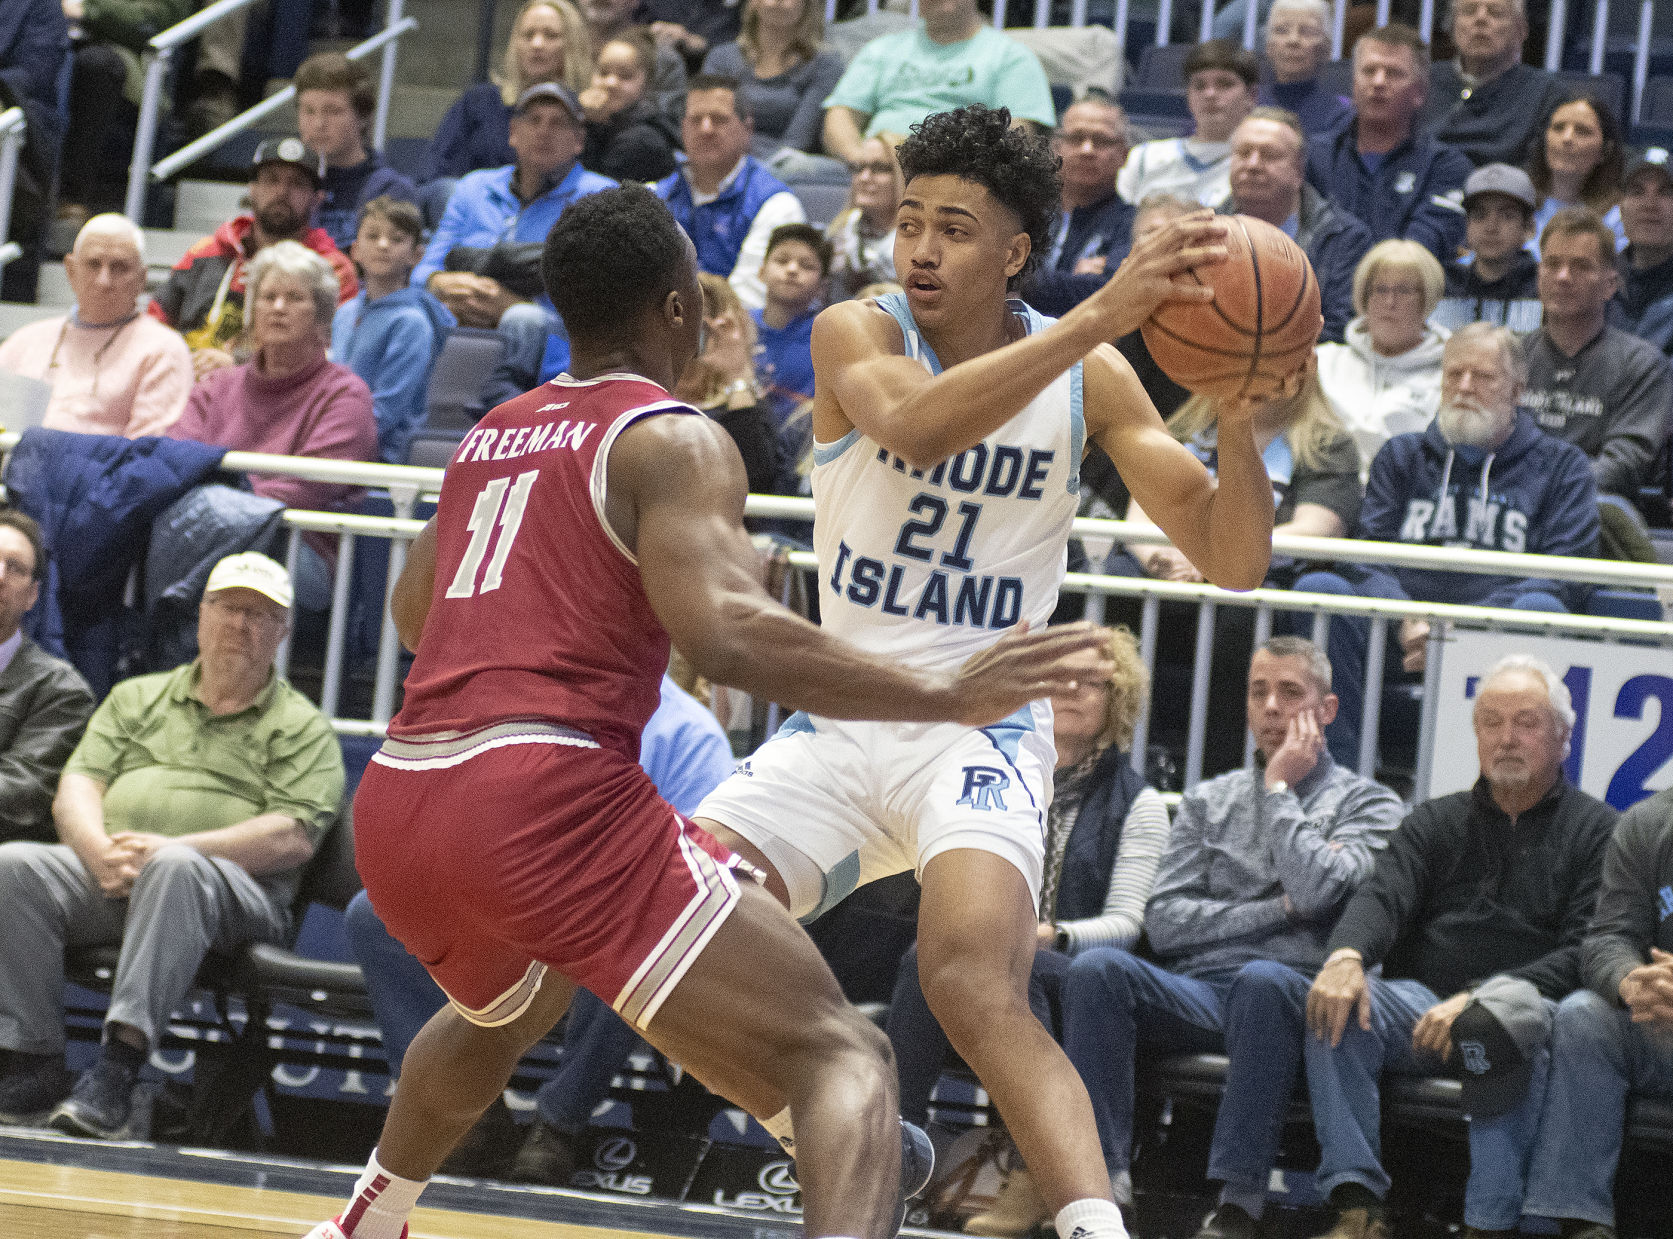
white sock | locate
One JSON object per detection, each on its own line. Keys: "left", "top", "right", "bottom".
{"left": 1055, "top": 1196, "right": 1129, "bottom": 1239}
{"left": 336, "top": 1150, "right": 427, "bottom": 1239}
{"left": 760, "top": 1106, "right": 796, "bottom": 1156}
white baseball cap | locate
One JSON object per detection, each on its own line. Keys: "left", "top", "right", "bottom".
{"left": 205, "top": 552, "right": 293, "bottom": 610}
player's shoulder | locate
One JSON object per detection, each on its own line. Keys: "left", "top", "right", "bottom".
{"left": 812, "top": 297, "right": 907, "bottom": 358}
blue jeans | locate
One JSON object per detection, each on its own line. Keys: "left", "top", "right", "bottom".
{"left": 886, "top": 940, "right": 1068, "bottom": 1128}
{"left": 1061, "top": 950, "right": 1309, "bottom": 1193}
{"left": 1292, "top": 570, "right": 1566, "bottom": 768}
{"left": 343, "top": 891, "right": 641, "bottom": 1129}
{"left": 1522, "top": 989, "right": 1673, "bottom": 1227}
{"left": 1304, "top": 975, "right": 1552, "bottom": 1230}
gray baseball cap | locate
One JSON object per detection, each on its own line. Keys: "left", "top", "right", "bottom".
{"left": 513, "top": 82, "right": 584, "bottom": 124}
{"left": 1462, "top": 163, "right": 1538, "bottom": 212}
{"left": 1451, "top": 974, "right": 1553, "bottom": 1118}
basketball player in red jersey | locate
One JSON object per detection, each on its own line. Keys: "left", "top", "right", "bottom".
{"left": 304, "top": 184, "right": 1118, "bottom": 1239}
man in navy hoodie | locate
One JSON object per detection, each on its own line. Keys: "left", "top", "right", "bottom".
{"left": 1293, "top": 322, "right": 1598, "bottom": 766}
{"left": 1306, "top": 23, "right": 1471, "bottom": 264}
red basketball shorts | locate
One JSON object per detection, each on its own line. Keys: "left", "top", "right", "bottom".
{"left": 353, "top": 720, "right": 742, "bottom": 1030}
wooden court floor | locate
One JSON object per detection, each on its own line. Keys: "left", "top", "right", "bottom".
{"left": 0, "top": 1156, "right": 661, "bottom": 1239}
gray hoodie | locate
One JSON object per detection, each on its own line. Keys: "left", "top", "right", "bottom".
{"left": 1146, "top": 755, "right": 1404, "bottom": 977}
{"left": 1316, "top": 317, "right": 1448, "bottom": 476}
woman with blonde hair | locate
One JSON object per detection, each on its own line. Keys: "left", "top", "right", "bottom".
{"left": 673, "top": 273, "right": 784, "bottom": 496}
{"left": 825, "top": 136, "right": 905, "bottom": 299}
{"left": 884, "top": 624, "right": 1171, "bottom": 1232}
{"left": 422, "top": 0, "right": 593, "bottom": 185}
{"left": 1315, "top": 239, "right": 1449, "bottom": 474}
{"left": 704, "top": 0, "right": 848, "bottom": 181}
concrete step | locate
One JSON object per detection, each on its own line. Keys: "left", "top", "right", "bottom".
{"left": 142, "top": 228, "right": 205, "bottom": 270}
{"left": 0, "top": 301, "right": 61, "bottom": 340}
{"left": 175, "top": 181, "right": 249, "bottom": 235}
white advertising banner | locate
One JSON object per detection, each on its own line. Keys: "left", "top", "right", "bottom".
{"left": 1426, "top": 628, "right": 1673, "bottom": 811}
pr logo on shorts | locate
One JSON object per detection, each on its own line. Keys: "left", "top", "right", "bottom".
{"left": 957, "top": 766, "right": 1010, "bottom": 812}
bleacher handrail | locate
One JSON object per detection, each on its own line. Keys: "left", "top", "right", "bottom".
{"left": 124, "top": 0, "right": 417, "bottom": 221}
{"left": 0, "top": 107, "right": 25, "bottom": 273}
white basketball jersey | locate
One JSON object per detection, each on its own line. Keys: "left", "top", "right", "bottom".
{"left": 811, "top": 293, "right": 1084, "bottom": 672}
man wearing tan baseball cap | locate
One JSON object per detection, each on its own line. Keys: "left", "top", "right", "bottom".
{"left": 0, "top": 550, "right": 343, "bottom": 1141}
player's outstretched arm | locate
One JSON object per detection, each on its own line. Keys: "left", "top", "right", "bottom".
{"left": 391, "top": 517, "right": 440, "bottom": 652}
{"left": 616, "top": 412, "right": 1113, "bottom": 725}
{"left": 820, "top": 212, "right": 1226, "bottom": 470}
{"left": 1084, "top": 345, "right": 1273, "bottom": 592}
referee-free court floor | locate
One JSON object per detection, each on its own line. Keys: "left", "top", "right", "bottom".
{"left": 0, "top": 1127, "right": 826, "bottom": 1239}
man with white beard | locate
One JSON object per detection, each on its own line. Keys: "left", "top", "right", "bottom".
{"left": 1290, "top": 323, "right": 1600, "bottom": 767}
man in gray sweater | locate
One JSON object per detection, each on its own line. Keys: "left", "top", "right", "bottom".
{"left": 1515, "top": 790, "right": 1673, "bottom": 1239}
{"left": 1061, "top": 637, "right": 1403, "bottom": 1239}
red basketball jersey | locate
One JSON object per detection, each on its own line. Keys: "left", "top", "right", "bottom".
{"left": 392, "top": 374, "right": 695, "bottom": 759}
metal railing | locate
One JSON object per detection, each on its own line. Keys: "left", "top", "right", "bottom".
{"left": 7, "top": 434, "right": 1662, "bottom": 793}
{"left": 819, "top": 0, "right": 1666, "bottom": 125}
{"left": 124, "top": 0, "right": 416, "bottom": 222}
{"left": 141, "top": 454, "right": 1667, "bottom": 801}
{"left": 0, "top": 107, "right": 25, "bottom": 272}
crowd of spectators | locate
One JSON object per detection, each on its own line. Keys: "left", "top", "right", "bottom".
{"left": 0, "top": 3, "right": 1671, "bottom": 1237}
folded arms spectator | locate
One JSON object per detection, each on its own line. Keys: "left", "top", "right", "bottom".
{"left": 0, "top": 215, "right": 192, "bottom": 438}
{"left": 1419, "top": 0, "right": 1564, "bottom": 168}
{"left": 820, "top": 0, "right": 1054, "bottom": 168}
{"left": 0, "top": 553, "right": 343, "bottom": 1138}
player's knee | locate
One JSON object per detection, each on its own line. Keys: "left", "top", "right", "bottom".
{"left": 802, "top": 1003, "right": 895, "bottom": 1091}
{"left": 918, "top": 954, "right": 1021, "bottom": 1040}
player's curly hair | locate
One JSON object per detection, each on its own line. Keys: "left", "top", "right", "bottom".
{"left": 896, "top": 105, "right": 1061, "bottom": 288}
{"left": 542, "top": 184, "right": 689, "bottom": 340}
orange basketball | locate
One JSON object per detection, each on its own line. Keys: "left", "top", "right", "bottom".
{"left": 1139, "top": 214, "right": 1323, "bottom": 401}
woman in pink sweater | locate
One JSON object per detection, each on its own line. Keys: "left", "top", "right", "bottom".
{"left": 171, "top": 241, "right": 378, "bottom": 609}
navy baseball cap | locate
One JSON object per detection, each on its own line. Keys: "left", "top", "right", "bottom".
{"left": 513, "top": 82, "right": 584, "bottom": 124}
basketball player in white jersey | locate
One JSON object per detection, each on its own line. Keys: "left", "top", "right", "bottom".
{"left": 694, "top": 106, "right": 1283, "bottom": 1239}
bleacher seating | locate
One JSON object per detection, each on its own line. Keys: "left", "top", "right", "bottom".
{"left": 404, "top": 327, "right": 502, "bottom": 467}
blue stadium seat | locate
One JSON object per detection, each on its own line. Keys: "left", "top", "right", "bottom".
{"left": 404, "top": 326, "right": 503, "bottom": 465}
{"left": 1136, "top": 44, "right": 1191, "bottom": 91}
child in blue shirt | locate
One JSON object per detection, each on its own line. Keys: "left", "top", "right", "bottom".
{"left": 330, "top": 197, "right": 456, "bottom": 464}
{"left": 751, "top": 224, "right": 831, "bottom": 475}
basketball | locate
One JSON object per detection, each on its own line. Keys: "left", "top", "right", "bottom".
{"left": 1139, "top": 214, "right": 1323, "bottom": 401}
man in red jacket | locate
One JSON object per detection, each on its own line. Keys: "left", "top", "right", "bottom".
{"left": 150, "top": 138, "right": 358, "bottom": 380}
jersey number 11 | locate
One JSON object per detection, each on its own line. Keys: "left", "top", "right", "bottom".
{"left": 445, "top": 470, "right": 539, "bottom": 599}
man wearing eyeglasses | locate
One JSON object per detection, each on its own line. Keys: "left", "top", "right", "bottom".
{"left": 1020, "top": 93, "right": 1135, "bottom": 318}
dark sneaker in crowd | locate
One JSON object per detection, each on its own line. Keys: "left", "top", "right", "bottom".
{"left": 48, "top": 1057, "right": 139, "bottom": 1139}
